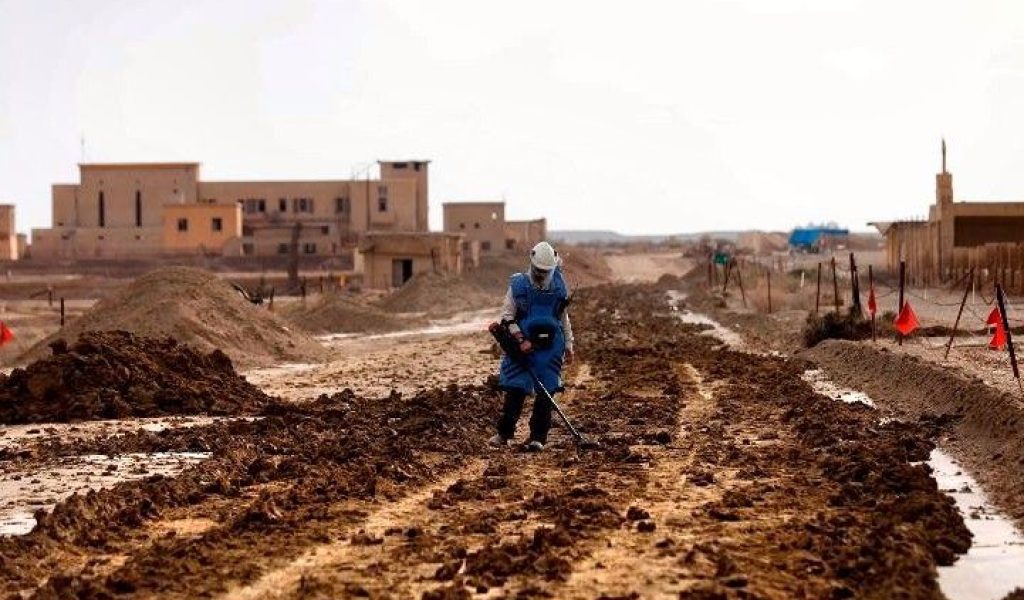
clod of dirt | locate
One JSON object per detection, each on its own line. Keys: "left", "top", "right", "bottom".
{"left": 636, "top": 520, "right": 656, "bottom": 533}
{"left": 20, "top": 267, "right": 326, "bottom": 368}
{"left": 0, "top": 331, "right": 274, "bottom": 424}
{"left": 625, "top": 506, "right": 651, "bottom": 521}
{"left": 802, "top": 310, "right": 877, "bottom": 348}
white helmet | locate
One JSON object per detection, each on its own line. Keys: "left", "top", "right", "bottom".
{"left": 530, "top": 241, "right": 559, "bottom": 271}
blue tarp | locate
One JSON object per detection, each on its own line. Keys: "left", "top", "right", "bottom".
{"left": 788, "top": 228, "right": 848, "bottom": 247}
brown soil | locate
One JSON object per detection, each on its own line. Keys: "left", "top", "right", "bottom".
{"left": 0, "top": 331, "right": 273, "bottom": 424}
{"left": 0, "top": 280, "right": 971, "bottom": 598}
{"left": 804, "top": 339, "right": 1024, "bottom": 529}
{"left": 18, "top": 267, "right": 326, "bottom": 368}
{"left": 280, "top": 292, "right": 412, "bottom": 334}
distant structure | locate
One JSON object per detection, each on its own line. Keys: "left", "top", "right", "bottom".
{"left": 441, "top": 201, "right": 546, "bottom": 255}
{"left": 0, "top": 205, "right": 21, "bottom": 261}
{"left": 787, "top": 227, "right": 849, "bottom": 253}
{"left": 872, "top": 140, "right": 1024, "bottom": 280}
{"left": 356, "top": 232, "right": 464, "bottom": 288}
{"left": 31, "top": 160, "right": 430, "bottom": 260}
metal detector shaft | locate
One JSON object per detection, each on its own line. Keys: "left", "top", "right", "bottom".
{"left": 524, "top": 368, "right": 586, "bottom": 443}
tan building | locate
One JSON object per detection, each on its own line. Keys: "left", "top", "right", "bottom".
{"left": 443, "top": 201, "right": 546, "bottom": 254}
{"left": 874, "top": 141, "right": 1024, "bottom": 282}
{"left": 0, "top": 205, "right": 19, "bottom": 261}
{"left": 356, "top": 232, "right": 463, "bottom": 289}
{"left": 32, "top": 160, "right": 430, "bottom": 260}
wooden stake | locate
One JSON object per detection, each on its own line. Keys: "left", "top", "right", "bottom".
{"left": 868, "top": 265, "right": 876, "bottom": 342}
{"left": 849, "top": 252, "right": 862, "bottom": 316}
{"left": 767, "top": 269, "right": 773, "bottom": 314}
{"left": 897, "top": 260, "right": 906, "bottom": 346}
{"left": 722, "top": 260, "right": 732, "bottom": 294}
{"left": 60, "top": 297, "right": 65, "bottom": 328}
{"left": 815, "top": 262, "right": 822, "bottom": 315}
{"left": 995, "top": 283, "right": 1023, "bottom": 396}
{"left": 831, "top": 256, "right": 840, "bottom": 312}
{"left": 944, "top": 267, "right": 973, "bottom": 360}
{"left": 736, "top": 261, "right": 747, "bottom": 308}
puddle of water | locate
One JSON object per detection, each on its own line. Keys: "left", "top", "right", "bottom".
{"left": 800, "top": 370, "right": 875, "bottom": 407}
{"left": 0, "top": 452, "right": 210, "bottom": 536}
{"left": 802, "top": 369, "right": 1024, "bottom": 600}
{"left": 665, "top": 290, "right": 745, "bottom": 348}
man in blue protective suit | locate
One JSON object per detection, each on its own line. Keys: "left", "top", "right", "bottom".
{"left": 489, "top": 241, "right": 575, "bottom": 452}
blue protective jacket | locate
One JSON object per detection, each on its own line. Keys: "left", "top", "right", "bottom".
{"left": 498, "top": 268, "right": 569, "bottom": 395}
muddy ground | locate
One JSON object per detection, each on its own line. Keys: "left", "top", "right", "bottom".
{"left": 0, "top": 276, "right": 973, "bottom": 599}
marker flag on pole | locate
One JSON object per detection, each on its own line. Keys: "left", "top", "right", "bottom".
{"left": 987, "top": 306, "right": 1002, "bottom": 326}
{"left": 893, "top": 301, "right": 920, "bottom": 336}
{"left": 0, "top": 322, "right": 14, "bottom": 346}
{"left": 867, "top": 285, "right": 877, "bottom": 317}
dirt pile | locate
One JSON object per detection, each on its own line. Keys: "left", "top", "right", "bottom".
{"left": 0, "top": 331, "right": 274, "bottom": 424}
{"left": 281, "top": 292, "right": 412, "bottom": 334}
{"left": 379, "top": 250, "right": 610, "bottom": 316}
{"left": 20, "top": 267, "right": 325, "bottom": 368}
{"left": 804, "top": 339, "right": 1024, "bottom": 528}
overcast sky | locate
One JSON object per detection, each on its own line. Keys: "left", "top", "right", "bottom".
{"left": 2, "top": 0, "right": 1024, "bottom": 236}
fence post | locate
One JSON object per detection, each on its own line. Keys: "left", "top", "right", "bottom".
{"left": 736, "top": 261, "right": 747, "bottom": 308}
{"left": 897, "top": 260, "right": 906, "bottom": 346}
{"left": 995, "top": 283, "right": 1023, "bottom": 396}
{"left": 815, "top": 262, "right": 822, "bottom": 315}
{"left": 60, "top": 297, "right": 65, "bottom": 328}
{"left": 722, "top": 260, "right": 732, "bottom": 295}
{"left": 849, "top": 252, "right": 862, "bottom": 316}
{"left": 868, "top": 265, "right": 876, "bottom": 342}
{"left": 831, "top": 256, "right": 840, "bottom": 312}
{"left": 944, "top": 267, "right": 973, "bottom": 360}
{"left": 767, "top": 268, "right": 773, "bottom": 314}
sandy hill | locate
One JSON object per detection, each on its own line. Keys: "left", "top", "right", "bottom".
{"left": 20, "top": 267, "right": 325, "bottom": 368}
{"left": 281, "top": 292, "right": 413, "bottom": 334}
{"left": 378, "top": 248, "right": 611, "bottom": 316}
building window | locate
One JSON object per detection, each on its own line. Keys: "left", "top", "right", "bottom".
{"left": 320, "top": 225, "right": 329, "bottom": 235}
{"left": 474, "top": 222, "right": 480, "bottom": 229}
{"left": 481, "top": 241, "right": 491, "bottom": 251}
{"left": 293, "top": 198, "right": 314, "bottom": 213}
{"left": 98, "top": 191, "right": 105, "bottom": 227}
{"left": 459, "top": 223, "right": 465, "bottom": 230}
{"left": 177, "top": 218, "right": 188, "bottom": 232}
{"left": 377, "top": 185, "right": 388, "bottom": 212}
{"left": 335, "top": 197, "right": 350, "bottom": 214}
{"left": 212, "top": 217, "right": 223, "bottom": 232}
{"left": 242, "top": 243, "right": 254, "bottom": 256}
{"left": 506, "top": 239, "right": 516, "bottom": 250}
{"left": 135, "top": 191, "right": 142, "bottom": 227}
{"left": 279, "top": 198, "right": 287, "bottom": 212}
{"left": 491, "top": 212, "right": 497, "bottom": 220}
{"left": 392, "top": 162, "right": 407, "bottom": 169}
{"left": 303, "top": 242, "right": 317, "bottom": 254}
{"left": 277, "top": 243, "right": 289, "bottom": 254}
{"left": 242, "top": 199, "right": 266, "bottom": 214}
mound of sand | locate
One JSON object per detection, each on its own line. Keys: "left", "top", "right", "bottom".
{"left": 0, "top": 331, "right": 274, "bottom": 424}
{"left": 281, "top": 292, "right": 412, "bottom": 334}
{"left": 378, "top": 249, "right": 611, "bottom": 316}
{"left": 20, "top": 267, "right": 325, "bottom": 368}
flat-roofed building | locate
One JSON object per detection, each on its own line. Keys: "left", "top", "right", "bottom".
{"left": 443, "top": 201, "right": 546, "bottom": 254}
{"left": 31, "top": 160, "right": 431, "bottom": 260}
{"left": 356, "top": 232, "right": 464, "bottom": 289}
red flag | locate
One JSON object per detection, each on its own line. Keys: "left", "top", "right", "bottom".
{"left": 990, "top": 320, "right": 1007, "bottom": 350}
{"left": 893, "top": 302, "right": 920, "bottom": 336}
{"left": 868, "top": 286, "right": 877, "bottom": 317}
{"left": 0, "top": 322, "right": 14, "bottom": 347}
{"left": 987, "top": 306, "right": 1002, "bottom": 326}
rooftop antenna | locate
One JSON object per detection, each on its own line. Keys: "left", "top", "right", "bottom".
{"left": 941, "top": 137, "right": 947, "bottom": 174}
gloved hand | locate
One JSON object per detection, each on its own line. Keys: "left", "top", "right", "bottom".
{"left": 512, "top": 331, "right": 533, "bottom": 354}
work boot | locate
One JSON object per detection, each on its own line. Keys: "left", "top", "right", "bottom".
{"left": 488, "top": 434, "right": 512, "bottom": 448}
{"left": 523, "top": 440, "right": 545, "bottom": 453}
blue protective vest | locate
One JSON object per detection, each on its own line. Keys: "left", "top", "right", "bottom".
{"left": 498, "top": 268, "right": 569, "bottom": 395}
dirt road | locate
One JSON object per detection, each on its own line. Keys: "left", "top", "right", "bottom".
{"left": 0, "top": 276, "right": 969, "bottom": 598}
